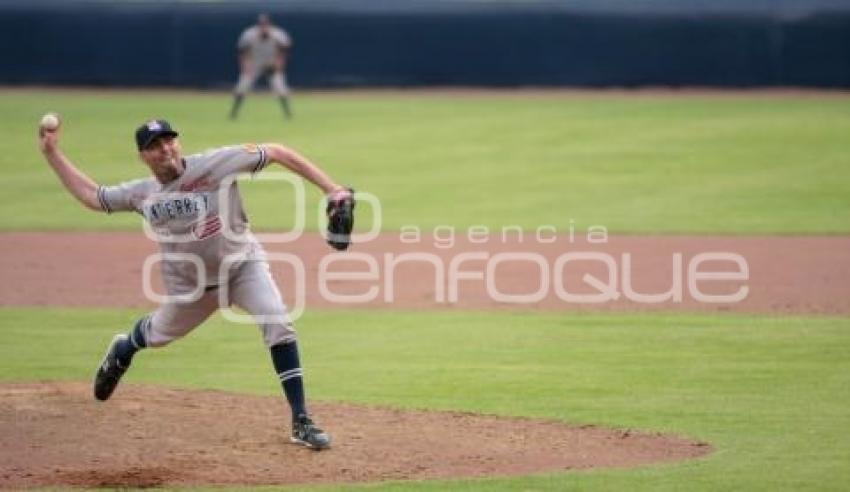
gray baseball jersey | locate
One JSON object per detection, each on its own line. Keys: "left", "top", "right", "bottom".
{"left": 238, "top": 26, "right": 291, "bottom": 70}
{"left": 98, "top": 144, "right": 268, "bottom": 292}
{"left": 97, "top": 144, "right": 295, "bottom": 348}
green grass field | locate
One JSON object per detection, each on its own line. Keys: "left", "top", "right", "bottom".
{"left": 1, "top": 89, "right": 849, "bottom": 233}
{"left": 1, "top": 89, "right": 848, "bottom": 490}
{"left": 1, "top": 308, "right": 848, "bottom": 491}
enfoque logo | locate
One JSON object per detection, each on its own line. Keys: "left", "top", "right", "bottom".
{"left": 139, "top": 174, "right": 750, "bottom": 322}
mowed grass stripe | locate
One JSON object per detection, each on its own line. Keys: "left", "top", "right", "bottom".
{"left": 1, "top": 90, "right": 849, "bottom": 233}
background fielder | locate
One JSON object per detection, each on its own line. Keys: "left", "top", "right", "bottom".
{"left": 230, "top": 13, "right": 294, "bottom": 120}
{"left": 37, "top": 116, "right": 353, "bottom": 450}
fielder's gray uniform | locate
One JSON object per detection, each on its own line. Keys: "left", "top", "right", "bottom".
{"left": 96, "top": 144, "right": 295, "bottom": 348}
{"left": 235, "top": 25, "right": 292, "bottom": 96}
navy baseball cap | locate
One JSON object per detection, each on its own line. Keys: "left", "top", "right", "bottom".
{"left": 135, "top": 119, "right": 179, "bottom": 151}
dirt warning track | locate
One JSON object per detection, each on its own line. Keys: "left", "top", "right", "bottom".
{"left": 1, "top": 232, "right": 848, "bottom": 314}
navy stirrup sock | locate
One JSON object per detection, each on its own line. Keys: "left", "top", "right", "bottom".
{"left": 278, "top": 96, "right": 292, "bottom": 119}
{"left": 114, "top": 316, "right": 148, "bottom": 366}
{"left": 230, "top": 94, "right": 244, "bottom": 119}
{"left": 270, "top": 341, "right": 307, "bottom": 419}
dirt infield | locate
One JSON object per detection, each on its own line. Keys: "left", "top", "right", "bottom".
{"left": 0, "top": 382, "right": 710, "bottom": 488}
{"left": 1, "top": 232, "right": 848, "bottom": 314}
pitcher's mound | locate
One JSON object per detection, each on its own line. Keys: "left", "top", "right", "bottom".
{"left": 2, "top": 382, "right": 710, "bottom": 488}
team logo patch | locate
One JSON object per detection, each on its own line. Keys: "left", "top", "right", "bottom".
{"left": 193, "top": 215, "right": 223, "bottom": 240}
{"left": 242, "top": 143, "right": 260, "bottom": 154}
{"left": 147, "top": 120, "right": 162, "bottom": 131}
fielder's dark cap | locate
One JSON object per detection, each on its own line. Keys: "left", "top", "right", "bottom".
{"left": 135, "top": 119, "right": 179, "bottom": 151}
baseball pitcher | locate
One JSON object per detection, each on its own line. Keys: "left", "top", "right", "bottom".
{"left": 37, "top": 116, "right": 355, "bottom": 450}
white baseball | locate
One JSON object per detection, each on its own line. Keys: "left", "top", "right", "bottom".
{"left": 40, "top": 113, "right": 60, "bottom": 131}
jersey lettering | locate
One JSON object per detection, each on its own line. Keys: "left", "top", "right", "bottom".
{"left": 144, "top": 194, "right": 210, "bottom": 222}
{"left": 179, "top": 177, "right": 212, "bottom": 192}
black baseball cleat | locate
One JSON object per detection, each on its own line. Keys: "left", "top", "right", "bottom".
{"left": 291, "top": 414, "right": 331, "bottom": 450}
{"left": 93, "top": 334, "right": 130, "bottom": 401}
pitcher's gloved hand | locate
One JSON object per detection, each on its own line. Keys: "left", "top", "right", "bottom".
{"left": 326, "top": 187, "right": 355, "bottom": 251}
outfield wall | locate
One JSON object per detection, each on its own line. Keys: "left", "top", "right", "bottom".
{"left": 1, "top": 1, "right": 848, "bottom": 88}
